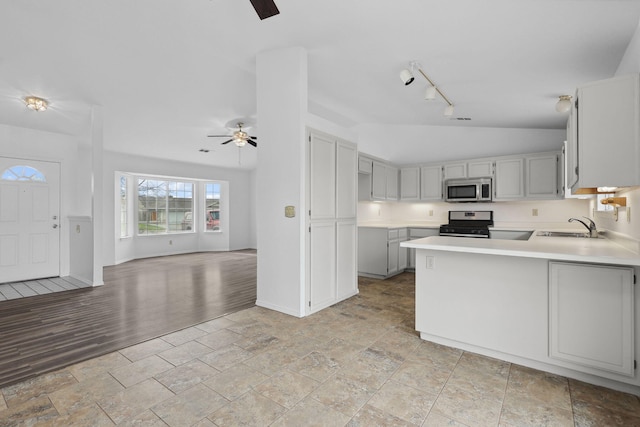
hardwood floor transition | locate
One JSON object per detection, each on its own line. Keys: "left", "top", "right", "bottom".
{"left": 0, "top": 250, "right": 257, "bottom": 388}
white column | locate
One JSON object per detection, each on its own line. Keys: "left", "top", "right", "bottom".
{"left": 256, "top": 47, "right": 308, "bottom": 317}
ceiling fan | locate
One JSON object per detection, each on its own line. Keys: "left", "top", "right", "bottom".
{"left": 249, "top": 0, "right": 279, "bottom": 20}
{"left": 208, "top": 122, "right": 257, "bottom": 148}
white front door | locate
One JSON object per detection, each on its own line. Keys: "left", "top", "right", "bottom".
{"left": 0, "top": 157, "right": 60, "bottom": 283}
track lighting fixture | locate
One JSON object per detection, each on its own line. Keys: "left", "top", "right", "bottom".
{"left": 555, "top": 95, "right": 572, "bottom": 113}
{"left": 24, "top": 96, "right": 48, "bottom": 112}
{"left": 401, "top": 61, "right": 455, "bottom": 117}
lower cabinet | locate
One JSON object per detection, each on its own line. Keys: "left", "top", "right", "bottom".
{"left": 549, "top": 262, "right": 635, "bottom": 378}
{"left": 358, "top": 227, "right": 407, "bottom": 278}
{"left": 407, "top": 228, "right": 439, "bottom": 270}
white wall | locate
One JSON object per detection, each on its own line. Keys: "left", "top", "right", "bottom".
{"left": 102, "top": 151, "right": 255, "bottom": 266}
{"left": 356, "top": 124, "right": 565, "bottom": 166}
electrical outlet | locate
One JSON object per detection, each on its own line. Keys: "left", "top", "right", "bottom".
{"left": 428, "top": 210, "right": 434, "bottom": 217}
{"left": 426, "top": 256, "right": 435, "bottom": 269}
{"left": 169, "top": 240, "right": 173, "bottom": 245}
{"left": 627, "top": 207, "right": 631, "bottom": 223}
{"left": 532, "top": 208, "right": 538, "bottom": 217}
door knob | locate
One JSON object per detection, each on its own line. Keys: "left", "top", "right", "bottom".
{"left": 53, "top": 224, "right": 59, "bottom": 229}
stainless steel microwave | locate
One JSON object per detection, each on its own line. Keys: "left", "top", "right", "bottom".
{"left": 445, "top": 178, "right": 492, "bottom": 202}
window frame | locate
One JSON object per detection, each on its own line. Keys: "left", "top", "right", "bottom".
{"left": 136, "top": 177, "right": 195, "bottom": 236}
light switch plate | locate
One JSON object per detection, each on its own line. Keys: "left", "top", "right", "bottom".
{"left": 285, "top": 205, "right": 295, "bottom": 218}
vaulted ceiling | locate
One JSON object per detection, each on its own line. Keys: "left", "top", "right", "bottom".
{"left": 1, "top": 0, "right": 639, "bottom": 169}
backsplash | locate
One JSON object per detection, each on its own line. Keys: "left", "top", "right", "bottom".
{"left": 359, "top": 198, "right": 591, "bottom": 227}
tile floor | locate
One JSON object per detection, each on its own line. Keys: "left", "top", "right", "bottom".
{"left": 1, "top": 273, "right": 640, "bottom": 426}
{"left": 0, "top": 276, "right": 90, "bottom": 301}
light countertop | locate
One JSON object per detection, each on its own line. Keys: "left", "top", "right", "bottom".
{"left": 402, "top": 232, "right": 640, "bottom": 267}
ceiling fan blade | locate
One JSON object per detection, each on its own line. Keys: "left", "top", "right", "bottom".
{"left": 208, "top": 135, "right": 232, "bottom": 138}
{"left": 221, "top": 139, "right": 233, "bottom": 145}
{"left": 249, "top": 136, "right": 257, "bottom": 140}
{"left": 247, "top": 140, "right": 257, "bottom": 147}
{"left": 249, "top": 0, "right": 279, "bottom": 20}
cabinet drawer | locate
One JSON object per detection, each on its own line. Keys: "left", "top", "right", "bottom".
{"left": 398, "top": 228, "right": 408, "bottom": 239}
{"left": 409, "top": 228, "right": 438, "bottom": 238}
{"left": 388, "top": 229, "right": 399, "bottom": 240}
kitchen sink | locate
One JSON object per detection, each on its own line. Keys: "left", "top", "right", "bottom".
{"left": 536, "top": 231, "right": 593, "bottom": 238}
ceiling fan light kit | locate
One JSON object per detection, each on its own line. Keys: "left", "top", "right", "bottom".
{"left": 401, "top": 61, "right": 455, "bottom": 117}
{"left": 207, "top": 122, "right": 257, "bottom": 148}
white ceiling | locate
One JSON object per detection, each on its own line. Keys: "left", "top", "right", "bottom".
{"left": 1, "top": 0, "right": 639, "bottom": 170}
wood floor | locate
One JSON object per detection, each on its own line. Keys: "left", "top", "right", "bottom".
{"left": 0, "top": 250, "right": 257, "bottom": 389}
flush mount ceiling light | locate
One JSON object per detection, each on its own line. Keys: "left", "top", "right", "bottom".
{"left": 401, "top": 61, "right": 455, "bottom": 117}
{"left": 24, "top": 96, "right": 48, "bottom": 112}
{"left": 555, "top": 95, "right": 572, "bottom": 113}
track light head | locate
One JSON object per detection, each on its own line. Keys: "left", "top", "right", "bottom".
{"left": 400, "top": 69, "right": 414, "bottom": 85}
{"left": 425, "top": 86, "right": 437, "bottom": 100}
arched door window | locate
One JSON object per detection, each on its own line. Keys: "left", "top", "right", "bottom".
{"left": 1, "top": 165, "right": 46, "bottom": 182}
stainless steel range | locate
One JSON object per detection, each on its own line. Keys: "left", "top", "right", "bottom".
{"left": 439, "top": 210, "right": 494, "bottom": 238}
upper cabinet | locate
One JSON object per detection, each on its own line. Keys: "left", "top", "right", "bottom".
{"left": 526, "top": 153, "right": 560, "bottom": 199}
{"left": 400, "top": 167, "right": 420, "bottom": 201}
{"left": 386, "top": 165, "right": 399, "bottom": 201}
{"left": 570, "top": 73, "right": 640, "bottom": 191}
{"left": 420, "top": 165, "right": 443, "bottom": 200}
{"left": 444, "top": 160, "right": 493, "bottom": 179}
{"left": 443, "top": 163, "right": 466, "bottom": 179}
{"left": 371, "top": 161, "right": 387, "bottom": 200}
{"left": 494, "top": 158, "right": 525, "bottom": 200}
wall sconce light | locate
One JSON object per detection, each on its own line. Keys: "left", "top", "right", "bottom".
{"left": 555, "top": 95, "right": 572, "bottom": 113}
{"left": 24, "top": 96, "right": 48, "bottom": 112}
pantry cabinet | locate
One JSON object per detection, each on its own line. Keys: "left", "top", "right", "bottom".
{"left": 308, "top": 130, "right": 357, "bottom": 314}
{"left": 549, "top": 262, "right": 635, "bottom": 378}
{"left": 570, "top": 73, "right": 640, "bottom": 191}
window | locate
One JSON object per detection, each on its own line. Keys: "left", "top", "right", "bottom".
{"left": 1, "top": 165, "right": 46, "bottom": 182}
{"left": 205, "top": 182, "right": 221, "bottom": 231}
{"left": 120, "top": 175, "right": 129, "bottom": 237}
{"left": 137, "top": 178, "right": 193, "bottom": 235}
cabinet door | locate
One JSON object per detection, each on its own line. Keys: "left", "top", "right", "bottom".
{"left": 494, "top": 158, "right": 524, "bottom": 200}
{"left": 309, "top": 221, "right": 337, "bottom": 313}
{"left": 566, "top": 104, "right": 579, "bottom": 191}
{"left": 309, "top": 132, "right": 336, "bottom": 220}
{"left": 400, "top": 167, "right": 420, "bottom": 201}
{"left": 468, "top": 160, "right": 493, "bottom": 178}
{"left": 577, "top": 74, "right": 640, "bottom": 188}
{"left": 444, "top": 163, "right": 466, "bottom": 179}
{"left": 387, "top": 239, "right": 399, "bottom": 276}
{"left": 526, "top": 154, "right": 559, "bottom": 199}
{"left": 549, "top": 262, "right": 634, "bottom": 377}
{"left": 357, "top": 228, "right": 388, "bottom": 276}
{"left": 386, "top": 166, "right": 399, "bottom": 200}
{"left": 358, "top": 156, "right": 373, "bottom": 174}
{"left": 336, "top": 221, "right": 357, "bottom": 299}
{"left": 371, "top": 161, "right": 387, "bottom": 200}
{"left": 336, "top": 142, "right": 357, "bottom": 219}
{"left": 398, "top": 239, "right": 407, "bottom": 270}
{"left": 420, "top": 165, "right": 443, "bottom": 200}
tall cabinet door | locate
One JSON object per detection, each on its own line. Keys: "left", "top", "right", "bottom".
{"left": 336, "top": 220, "right": 357, "bottom": 299}
{"left": 309, "top": 132, "right": 336, "bottom": 220}
{"left": 336, "top": 142, "right": 357, "bottom": 219}
{"left": 309, "top": 221, "right": 336, "bottom": 313}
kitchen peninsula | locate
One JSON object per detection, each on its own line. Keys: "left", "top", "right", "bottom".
{"left": 402, "top": 233, "right": 640, "bottom": 396}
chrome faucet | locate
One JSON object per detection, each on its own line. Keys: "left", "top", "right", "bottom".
{"left": 568, "top": 217, "right": 599, "bottom": 238}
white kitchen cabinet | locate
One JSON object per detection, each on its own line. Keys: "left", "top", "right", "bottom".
{"left": 549, "top": 262, "right": 635, "bottom": 378}
{"left": 406, "top": 228, "right": 439, "bottom": 270}
{"left": 386, "top": 166, "right": 399, "bottom": 201}
{"left": 358, "top": 227, "right": 407, "bottom": 278}
{"left": 444, "top": 163, "right": 466, "bottom": 179}
{"left": 309, "top": 132, "right": 336, "bottom": 220}
{"left": 358, "top": 156, "right": 373, "bottom": 174}
{"left": 571, "top": 73, "right": 640, "bottom": 191}
{"left": 494, "top": 158, "right": 524, "bottom": 200}
{"left": 400, "top": 167, "right": 420, "bottom": 201}
{"left": 420, "top": 165, "right": 443, "bottom": 200}
{"left": 372, "top": 161, "right": 387, "bottom": 200}
{"left": 336, "top": 142, "right": 357, "bottom": 218}
{"left": 467, "top": 160, "right": 493, "bottom": 178}
{"left": 526, "top": 153, "right": 560, "bottom": 199}
{"left": 308, "top": 130, "right": 357, "bottom": 314}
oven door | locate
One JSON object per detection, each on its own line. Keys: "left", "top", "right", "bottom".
{"left": 445, "top": 183, "right": 478, "bottom": 202}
